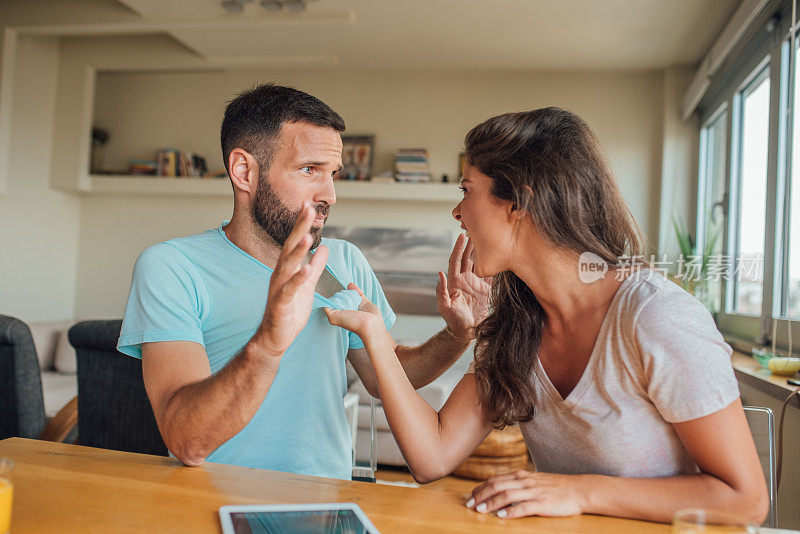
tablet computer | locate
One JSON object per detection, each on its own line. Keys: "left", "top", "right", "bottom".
{"left": 219, "top": 503, "right": 381, "bottom": 534}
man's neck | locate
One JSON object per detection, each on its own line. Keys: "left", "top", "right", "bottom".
{"left": 222, "top": 212, "right": 282, "bottom": 269}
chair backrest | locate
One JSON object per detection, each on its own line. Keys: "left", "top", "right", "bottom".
{"left": 742, "top": 405, "right": 777, "bottom": 528}
{"left": 0, "top": 315, "right": 47, "bottom": 439}
{"left": 69, "top": 320, "right": 168, "bottom": 456}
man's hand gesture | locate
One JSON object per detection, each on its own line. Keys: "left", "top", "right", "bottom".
{"left": 255, "top": 203, "right": 329, "bottom": 358}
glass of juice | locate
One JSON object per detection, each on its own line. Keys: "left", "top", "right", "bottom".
{"left": 0, "top": 458, "right": 12, "bottom": 534}
{"left": 673, "top": 509, "right": 759, "bottom": 533}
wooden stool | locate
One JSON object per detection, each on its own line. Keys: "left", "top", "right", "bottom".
{"left": 452, "top": 425, "right": 531, "bottom": 481}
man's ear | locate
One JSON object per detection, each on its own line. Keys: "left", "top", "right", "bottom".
{"left": 228, "top": 148, "right": 260, "bottom": 193}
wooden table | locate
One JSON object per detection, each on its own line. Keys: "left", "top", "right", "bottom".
{"left": 0, "top": 438, "right": 669, "bottom": 533}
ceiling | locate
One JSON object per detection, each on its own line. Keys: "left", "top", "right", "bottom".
{"left": 112, "top": 0, "right": 740, "bottom": 71}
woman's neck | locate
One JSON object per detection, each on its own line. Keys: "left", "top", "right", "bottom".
{"left": 511, "top": 236, "right": 623, "bottom": 331}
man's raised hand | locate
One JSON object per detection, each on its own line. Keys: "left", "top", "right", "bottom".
{"left": 255, "top": 203, "right": 329, "bottom": 358}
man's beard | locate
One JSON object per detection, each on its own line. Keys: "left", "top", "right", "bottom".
{"left": 250, "top": 174, "right": 329, "bottom": 249}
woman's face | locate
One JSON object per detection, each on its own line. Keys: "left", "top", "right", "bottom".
{"left": 452, "top": 164, "right": 516, "bottom": 277}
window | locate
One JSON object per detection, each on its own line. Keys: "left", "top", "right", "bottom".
{"left": 696, "top": 0, "right": 800, "bottom": 350}
{"left": 786, "top": 42, "right": 800, "bottom": 319}
{"left": 698, "top": 108, "right": 728, "bottom": 314}
{"left": 730, "top": 69, "right": 770, "bottom": 316}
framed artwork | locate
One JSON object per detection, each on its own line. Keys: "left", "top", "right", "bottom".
{"left": 339, "top": 135, "right": 374, "bottom": 181}
{"left": 323, "top": 226, "right": 456, "bottom": 315}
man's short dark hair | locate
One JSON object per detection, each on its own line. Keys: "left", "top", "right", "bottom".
{"left": 220, "top": 83, "right": 345, "bottom": 174}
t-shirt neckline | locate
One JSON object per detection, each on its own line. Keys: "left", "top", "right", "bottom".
{"left": 534, "top": 270, "right": 645, "bottom": 408}
{"left": 215, "top": 220, "right": 345, "bottom": 307}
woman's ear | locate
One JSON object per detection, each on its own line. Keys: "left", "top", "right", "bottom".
{"left": 508, "top": 186, "right": 534, "bottom": 223}
{"left": 228, "top": 148, "right": 259, "bottom": 193}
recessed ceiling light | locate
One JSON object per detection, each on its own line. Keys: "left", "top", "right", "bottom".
{"left": 283, "top": 0, "right": 306, "bottom": 12}
{"left": 260, "top": 0, "right": 283, "bottom": 10}
{"left": 221, "top": 0, "right": 244, "bottom": 13}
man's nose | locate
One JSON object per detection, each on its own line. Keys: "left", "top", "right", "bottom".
{"left": 318, "top": 175, "right": 337, "bottom": 207}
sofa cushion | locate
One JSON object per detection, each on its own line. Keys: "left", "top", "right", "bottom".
{"left": 53, "top": 330, "right": 77, "bottom": 374}
{"left": 355, "top": 428, "right": 407, "bottom": 466}
{"left": 40, "top": 370, "right": 77, "bottom": 418}
{"left": 28, "top": 321, "right": 73, "bottom": 371}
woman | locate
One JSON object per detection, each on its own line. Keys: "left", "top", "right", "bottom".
{"left": 325, "top": 108, "right": 768, "bottom": 524}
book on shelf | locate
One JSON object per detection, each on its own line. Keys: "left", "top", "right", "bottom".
{"left": 128, "top": 159, "right": 157, "bottom": 175}
{"left": 153, "top": 148, "right": 208, "bottom": 178}
{"left": 394, "top": 147, "right": 432, "bottom": 182}
{"left": 395, "top": 172, "right": 433, "bottom": 183}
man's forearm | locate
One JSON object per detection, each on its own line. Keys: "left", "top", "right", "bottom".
{"left": 396, "top": 328, "right": 472, "bottom": 389}
{"left": 160, "top": 339, "right": 281, "bottom": 465}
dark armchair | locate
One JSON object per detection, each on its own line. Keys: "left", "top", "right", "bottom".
{"left": 0, "top": 314, "right": 77, "bottom": 442}
{"left": 69, "top": 320, "right": 168, "bottom": 456}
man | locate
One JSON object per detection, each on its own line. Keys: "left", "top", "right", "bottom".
{"left": 117, "top": 84, "right": 488, "bottom": 480}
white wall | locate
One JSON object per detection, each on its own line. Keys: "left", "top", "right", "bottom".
{"left": 657, "top": 66, "right": 700, "bottom": 258}
{"left": 77, "top": 68, "right": 663, "bottom": 318}
{"left": 0, "top": 35, "right": 81, "bottom": 322}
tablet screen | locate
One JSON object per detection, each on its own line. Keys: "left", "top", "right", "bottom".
{"left": 230, "top": 509, "right": 372, "bottom": 534}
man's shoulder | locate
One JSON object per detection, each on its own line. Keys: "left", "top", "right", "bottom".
{"left": 320, "top": 237, "right": 360, "bottom": 259}
{"left": 134, "top": 228, "right": 223, "bottom": 274}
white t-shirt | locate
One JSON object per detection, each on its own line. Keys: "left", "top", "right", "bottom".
{"left": 469, "top": 270, "right": 739, "bottom": 477}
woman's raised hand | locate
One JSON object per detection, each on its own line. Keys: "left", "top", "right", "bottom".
{"left": 324, "top": 283, "right": 386, "bottom": 339}
{"left": 437, "top": 233, "right": 491, "bottom": 342}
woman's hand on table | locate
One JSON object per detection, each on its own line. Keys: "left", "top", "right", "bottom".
{"left": 438, "top": 233, "right": 491, "bottom": 342}
{"left": 466, "top": 470, "right": 586, "bottom": 519}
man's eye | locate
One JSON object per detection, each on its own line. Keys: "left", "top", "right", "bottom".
{"left": 301, "top": 166, "right": 314, "bottom": 174}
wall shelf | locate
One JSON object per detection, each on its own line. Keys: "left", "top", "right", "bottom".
{"left": 85, "top": 175, "right": 461, "bottom": 202}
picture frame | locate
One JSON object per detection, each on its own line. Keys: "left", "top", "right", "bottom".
{"left": 340, "top": 135, "right": 375, "bottom": 181}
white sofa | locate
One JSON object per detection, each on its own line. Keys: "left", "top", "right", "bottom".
{"left": 28, "top": 321, "right": 78, "bottom": 417}
{"left": 348, "top": 315, "right": 474, "bottom": 466}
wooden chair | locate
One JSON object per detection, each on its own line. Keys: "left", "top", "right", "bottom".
{"left": 0, "top": 314, "right": 77, "bottom": 443}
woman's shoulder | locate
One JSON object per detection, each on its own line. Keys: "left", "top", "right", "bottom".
{"left": 613, "top": 269, "right": 710, "bottom": 329}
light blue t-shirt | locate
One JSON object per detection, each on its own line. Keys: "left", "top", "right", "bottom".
{"left": 117, "top": 222, "right": 395, "bottom": 480}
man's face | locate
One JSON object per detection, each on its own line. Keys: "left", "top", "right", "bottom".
{"left": 251, "top": 121, "right": 342, "bottom": 249}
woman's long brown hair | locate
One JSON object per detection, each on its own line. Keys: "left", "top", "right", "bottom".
{"left": 466, "top": 108, "right": 644, "bottom": 428}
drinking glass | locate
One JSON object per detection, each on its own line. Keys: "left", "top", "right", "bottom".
{"left": 673, "top": 509, "right": 759, "bottom": 533}
{"left": 0, "top": 458, "right": 13, "bottom": 534}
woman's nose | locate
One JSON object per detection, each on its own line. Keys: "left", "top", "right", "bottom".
{"left": 452, "top": 201, "right": 462, "bottom": 221}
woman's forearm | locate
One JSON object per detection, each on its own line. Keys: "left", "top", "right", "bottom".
{"left": 580, "top": 472, "right": 767, "bottom": 524}
{"left": 362, "top": 327, "right": 456, "bottom": 480}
